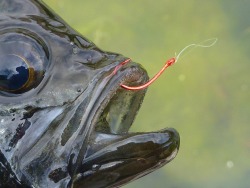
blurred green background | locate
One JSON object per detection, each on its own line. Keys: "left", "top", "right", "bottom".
{"left": 44, "top": 0, "right": 250, "bottom": 187}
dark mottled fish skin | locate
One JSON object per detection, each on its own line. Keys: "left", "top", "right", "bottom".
{"left": 0, "top": 1, "right": 180, "bottom": 188}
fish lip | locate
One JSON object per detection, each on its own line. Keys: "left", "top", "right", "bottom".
{"left": 90, "top": 59, "right": 149, "bottom": 135}
{"left": 73, "top": 128, "right": 180, "bottom": 187}
{"left": 86, "top": 128, "right": 180, "bottom": 164}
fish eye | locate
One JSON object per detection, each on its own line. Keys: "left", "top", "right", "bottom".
{"left": 0, "top": 54, "right": 31, "bottom": 92}
{"left": 0, "top": 31, "right": 49, "bottom": 95}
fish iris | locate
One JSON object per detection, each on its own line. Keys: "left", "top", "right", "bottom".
{"left": 0, "top": 54, "right": 29, "bottom": 92}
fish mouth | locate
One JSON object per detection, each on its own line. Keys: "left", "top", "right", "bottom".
{"left": 93, "top": 59, "right": 150, "bottom": 135}
{"left": 73, "top": 59, "right": 180, "bottom": 187}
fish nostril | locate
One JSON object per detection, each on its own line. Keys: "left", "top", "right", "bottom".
{"left": 77, "top": 88, "right": 82, "bottom": 93}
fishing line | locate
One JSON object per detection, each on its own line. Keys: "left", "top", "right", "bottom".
{"left": 175, "top": 38, "right": 218, "bottom": 62}
{"left": 120, "top": 38, "right": 218, "bottom": 91}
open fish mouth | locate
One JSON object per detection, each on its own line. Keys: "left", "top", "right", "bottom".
{"left": 72, "top": 59, "right": 180, "bottom": 188}
{"left": 92, "top": 59, "right": 150, "bottom": 135}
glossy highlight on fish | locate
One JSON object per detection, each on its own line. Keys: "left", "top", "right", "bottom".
{"left": 0, "top": 0, "right": 180, "bottom": 187}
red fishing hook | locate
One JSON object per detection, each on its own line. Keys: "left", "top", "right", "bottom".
{"left": 111, "top": 58, "right": 131, "bottom": 75}
{"left": 120, "top": 57, "right": 176, "bottom": 90}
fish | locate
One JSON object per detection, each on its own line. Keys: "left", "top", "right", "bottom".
{"left": 0, "top": 0, "right": 180, "bottom": 187}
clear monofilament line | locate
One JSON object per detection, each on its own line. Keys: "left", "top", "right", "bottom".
{"left": 175, "top": 38, "right": 218, "bottom": 62}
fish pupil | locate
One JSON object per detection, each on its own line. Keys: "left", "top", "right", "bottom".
{"left": 0, "top": 54, "right": 29, "bottom": 91}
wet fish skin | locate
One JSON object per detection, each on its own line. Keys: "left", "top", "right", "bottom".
{"left": 0, "top": 1, "right": 180, "bottom": 187}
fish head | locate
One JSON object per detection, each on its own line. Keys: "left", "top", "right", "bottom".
{"left": 0, "top": 0, "right": 180, "bottom": 187}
